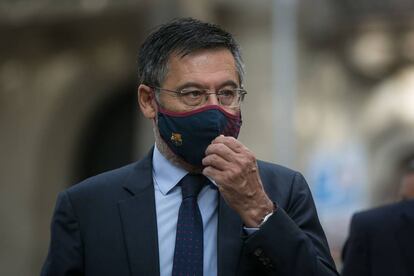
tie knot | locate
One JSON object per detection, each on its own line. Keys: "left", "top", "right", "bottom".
{"left": 180, "top": 174, "right": 207, "bottom": 199}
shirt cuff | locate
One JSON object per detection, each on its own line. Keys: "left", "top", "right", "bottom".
{"left": 243, "top": 226, "right": 259, "bottom": 235}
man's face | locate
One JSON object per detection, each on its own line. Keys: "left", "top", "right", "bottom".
{"left": 400, "top": 172, "right": 414, "bottom": 200}
{"left": 157, "top": 48, "right": 240, "bottom": 114}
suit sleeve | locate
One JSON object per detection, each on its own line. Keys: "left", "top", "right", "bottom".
{"left": 41, "top": 191, "right": 84, "bottom": 276}
{"left": 341, "top": 213, "right": 370, "bottom": 276}
{"left": 242, "top": 172, "right": 338, "bottom": 276}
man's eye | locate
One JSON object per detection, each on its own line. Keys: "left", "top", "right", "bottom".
{"left": 218, "top": 89, "right": 236, "bottom": 97}
{"left": 182, "top": 90, "right": 204, "bottom": 98}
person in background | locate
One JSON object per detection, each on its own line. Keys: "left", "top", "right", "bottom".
{"left": 399, "top": 161, "right": 414, "bottom": 200}
{"left": 342, "top": 161, "right": 414, "bottom": 276}
{"left": 41, "top": 17, "right": 338, "bottom": 276}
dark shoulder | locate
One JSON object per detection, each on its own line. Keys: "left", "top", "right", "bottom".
{"left": 257, "top": 159, "right": 307, "bottom": 188}
{"left": 257, "top": 160, "right": 308, "bottom": 208}
{"left": 257, "top": 159, "right": 299, "bottom": 180}
{"left": 65, "top": 161, "right": 139, "bottom": 197}
{"left": 352, "top": 201, "right": 405, "bottom": 226}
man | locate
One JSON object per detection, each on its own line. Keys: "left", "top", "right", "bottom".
{"left": 342, "top": 163, "right": 414, "bottom": 276}
{"left": 399, "top": 162, "right": 414, "bottom": 200}
{"left": 42, "top": 18, "right": 338, "bottom": 276}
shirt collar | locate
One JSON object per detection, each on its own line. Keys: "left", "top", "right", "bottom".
{"left": 152, "top": 145, "right": 188, "bottom": 195}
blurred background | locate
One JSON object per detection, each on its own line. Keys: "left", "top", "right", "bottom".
{"left": 1, "top": 0, "right": 414, "bottom": 274}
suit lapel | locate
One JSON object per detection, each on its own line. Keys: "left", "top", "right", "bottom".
{"left": 217, "top": 196, "right": 243, "bottom": 276}
{"left": 395, "top": 200, "right": 414, "bottom": 276}
{"left": 118, "top": 149, "right": 160, "bottom": 276}
{"left": 117, "top": 148, "right": 246, "bottom": 276}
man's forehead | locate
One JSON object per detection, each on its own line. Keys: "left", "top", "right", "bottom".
{"left": 164, "top": 49, "right": 238, "bottom": 80}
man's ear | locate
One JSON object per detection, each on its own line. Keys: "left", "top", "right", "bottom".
{"left": 138, "top": 84, "right": 157, "bottom": 119}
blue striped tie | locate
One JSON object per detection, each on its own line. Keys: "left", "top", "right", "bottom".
{"left": 172, "top": 174, "right": 207, "bottom": 276}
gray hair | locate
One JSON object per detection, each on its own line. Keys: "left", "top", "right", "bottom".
{"left": 137, "top": 18, "right": 245, "bottom": 88}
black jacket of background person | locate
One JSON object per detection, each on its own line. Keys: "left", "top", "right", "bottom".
{"left": 342, "top": 199, "right": 414, "bottom": 276}
{"left": 41, "top": 148, "right": 338, "bottom": 276}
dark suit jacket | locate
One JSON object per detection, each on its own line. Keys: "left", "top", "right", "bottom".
{"left": 342, "top": 199, "right": 414, "bottom": 276}
{"left": 41, "top": 149, "right": 338, "bottom": 276}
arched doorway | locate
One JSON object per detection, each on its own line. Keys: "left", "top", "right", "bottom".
{"left": 71, "top": 83, "right": 138, "bottom": 184}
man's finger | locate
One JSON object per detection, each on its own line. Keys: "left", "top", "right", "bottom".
{"left": 205, "top": 142, "right": 235, "bottom": 162}
{"left": 202, "top": 166, "right": 225, "bottom": 183}
{"left": 212, "top": 135, "right": 245, "bottom": 153}
{"left": 202, "top": 153, "right": 228, "bottom": 171}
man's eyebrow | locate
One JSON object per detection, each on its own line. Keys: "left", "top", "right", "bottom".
{"left": 219, "top": 80, "right": 239, "bottom": 88}
{"left": 176, "top": 80, "right": 239, "bottom": 91}
{"left": 175, "top": 82, "right": 204, "bottom": 91}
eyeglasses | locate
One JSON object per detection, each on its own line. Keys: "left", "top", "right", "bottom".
{"left": 149, "top": 85, "right": 247, "bottom": 108}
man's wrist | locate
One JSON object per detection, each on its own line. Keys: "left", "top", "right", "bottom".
{"left": 243, "top": 199, "right": 276, "bottom": 227}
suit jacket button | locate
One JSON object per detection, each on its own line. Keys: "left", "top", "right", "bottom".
{"left": 253, "top": 248, "right": 263, "bottom": 257}
{"left": 261, "top": 257, "right": 270, "bottom": 265}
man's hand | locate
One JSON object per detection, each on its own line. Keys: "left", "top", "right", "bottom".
{"left": 202, "top": 135, "right": 274, "bottom": 227}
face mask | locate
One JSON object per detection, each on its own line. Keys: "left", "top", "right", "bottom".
{"left": 157, "top": 105, "right": 242, "bottom": 166}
